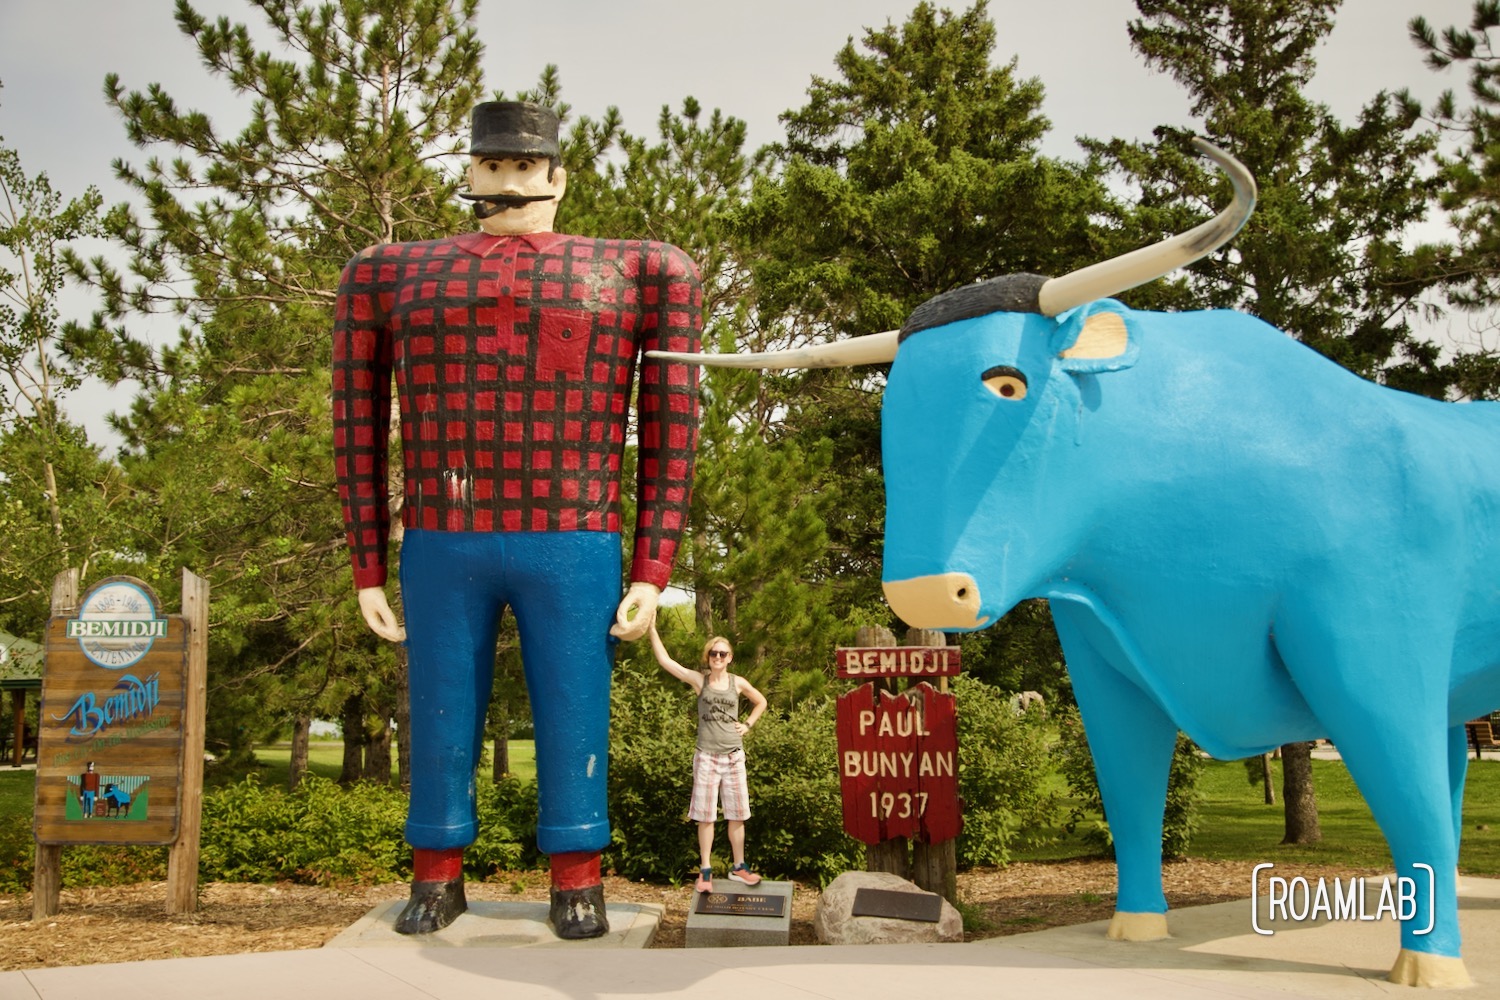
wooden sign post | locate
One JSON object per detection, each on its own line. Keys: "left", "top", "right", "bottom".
{"left": 836, "top": 627, "right": 961, "bottom": 903}
{"left": 31, "top": 569, "right": 209, "bottom": 919}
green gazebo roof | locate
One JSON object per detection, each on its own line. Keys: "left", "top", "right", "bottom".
{"left": 0, "top": 630, "right": 43, "bottom": 690}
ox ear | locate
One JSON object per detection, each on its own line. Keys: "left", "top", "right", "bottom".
{"left": 1050, "top": 300, "right": 1139, "bottom": 374}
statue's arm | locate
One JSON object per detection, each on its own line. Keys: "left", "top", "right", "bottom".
{"left": 334, "top": 248, "right": 397, "bottom": 635}
{"left": 620, "top": 245, "right": 703, "bottom": 639}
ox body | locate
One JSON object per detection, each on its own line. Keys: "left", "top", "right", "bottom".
{"left": 655, "top": 139, "right": 1492, "bottom": 984}
{"left": 882, "top": 293, "right": 1500, "bottom": 975}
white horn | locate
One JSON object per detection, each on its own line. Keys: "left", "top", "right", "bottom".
{"left": 648, "top": 329, "right": 899, "bottom": 369}
{"left": 1036, "top": 138, "right": 1256, "bottom": 317}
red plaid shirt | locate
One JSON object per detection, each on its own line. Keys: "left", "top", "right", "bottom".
{"left": 333, "top": 231, "right": 701, "bottom": 590}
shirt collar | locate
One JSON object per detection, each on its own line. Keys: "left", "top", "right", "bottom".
{"left": 454, "top": 230, "right": 565, "bottom": 257}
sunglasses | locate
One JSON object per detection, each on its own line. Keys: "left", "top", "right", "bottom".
{"left": 708, "top": 650, "right": 732, "bottom": 660}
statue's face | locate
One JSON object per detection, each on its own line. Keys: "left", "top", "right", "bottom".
{"left": 468, "top": 156, "right": 567, "bottom": 236}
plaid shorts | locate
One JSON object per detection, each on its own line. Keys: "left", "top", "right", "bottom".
{"left": 688, "top": 749, "right": 750, "bottom": 822}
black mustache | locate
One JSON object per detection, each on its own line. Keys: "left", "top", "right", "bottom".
{"left": 460, "top": 191, "right": 556, "bottom": 220}
{"left": 458, "top": 192, "right": 556, "bottom": 206}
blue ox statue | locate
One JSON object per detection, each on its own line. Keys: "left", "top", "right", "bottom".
{"left": 654, "top": 140, "right": 1500, "bottom": 987}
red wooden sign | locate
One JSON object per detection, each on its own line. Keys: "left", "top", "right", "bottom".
{"left": 835, "top": 646, "right": 961, "bottom": 679}
{"left": 836, "top": 682, "right": 961, "bottom": 845}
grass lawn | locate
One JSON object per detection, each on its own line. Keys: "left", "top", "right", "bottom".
{"left": 249, "top": 740, "right": 536, "bottom": 787}
{"left": 1189, "top": 757, "right": 1500, "bottom": 876}
{"left": 9, "top": 742, "right": 1500, "bottom": 880}
{"left": 0, "top": 767, "right": 32, "bottom": 820}
{"left": 1016, "top": 755, "right": 1500, "bottom": 876}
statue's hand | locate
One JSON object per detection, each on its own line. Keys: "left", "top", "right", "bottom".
{"left": 358, "top": 587, "right": 406, "bottom": 642}
{"left": 610, "top": 582, "right": 660, "bottom": 641}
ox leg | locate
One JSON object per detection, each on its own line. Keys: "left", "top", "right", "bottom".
{"left": 1447, "top": 723, "right": 1469, "bottom": 869}
{"left": 1053, "top": 604, "right": 1177, "bottom": 940}
{"left": 1331, "top": 728, "right": 1465, "bottom": 985}
{"left": 1277, "top": 631, "right": 1468, "bottom": 986}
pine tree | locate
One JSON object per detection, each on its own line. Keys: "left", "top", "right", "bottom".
{"left": 1085, "top": 1, "right": 1442, "bottom": 391}
{"left": 61, "top": 0, "right": 484, "bottom": 765}
{"left": 733, "top": 0, "right": 1105, "bottom": 683}
{"left": 1090, "top": 0, "right": 1445, "bottom": 843}
{"left": 1410, "top": 0, "right": 1500, "bottom": 397}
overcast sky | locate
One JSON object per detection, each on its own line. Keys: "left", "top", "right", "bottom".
{"left": 0, "top": 0, "right": 1480, "bottom": 441}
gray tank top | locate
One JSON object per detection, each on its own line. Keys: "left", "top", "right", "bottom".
{"left": 697, "top": 674, "right": 742, "bottom": 753}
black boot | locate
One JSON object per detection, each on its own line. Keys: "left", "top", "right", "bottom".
{"left": 549, "top": 883, "right": 609, "bottom": 940}
{"left": 394, "top": 877, "right": 467, "bottom": 934}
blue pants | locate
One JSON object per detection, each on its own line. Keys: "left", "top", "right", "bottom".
{"left": 399, "top": 529, "right": 621, "bottom": 855}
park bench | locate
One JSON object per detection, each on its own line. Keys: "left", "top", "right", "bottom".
{"left": 1465, "top": 718, "right": 1499, "bottom": 759}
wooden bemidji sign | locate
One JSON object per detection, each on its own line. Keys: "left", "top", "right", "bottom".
{"left": 35, "top": 577, "right": 189, "bottom": 844}
{"left": 836, "top": 678, "right": 961, "bottom": 845}
{"left": 835, "top": 646, "right": 961, "bottom": 679}
{"left": 31, "top": 569, "right": 208, "bottom": 921}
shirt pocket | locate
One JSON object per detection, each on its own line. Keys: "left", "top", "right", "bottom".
{"left": 535, "top": 308, "right": 593, "bottom": 380}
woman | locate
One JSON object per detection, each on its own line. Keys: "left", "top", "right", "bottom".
{"left": 648, "top": 625, "right": 768, "bottom": 892}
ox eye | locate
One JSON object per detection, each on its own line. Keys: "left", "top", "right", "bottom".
{"left": 982, "top": 365, "right": 1028, "bottom": 401}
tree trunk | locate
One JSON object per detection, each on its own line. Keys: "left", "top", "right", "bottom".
{"left": 724, "top": 582, "right": 738, "bottom": 636}
{"left": 288, "top": 714, "right": 311, "bottom": 791}
{"left": 693, "top": 531, "right": 714, "bottom": 635}
{"left": 363, "top": 710, "right": 392, "bottom": 785}
{"left": 905, "top": 627, "right": 958, "bottom": 904}
{"left": 339, "top": 693, "right": 365, "bottom": 786}
{"left": 1261, "top": 752, "right": 1276, "bottom": 805}
{"left": 1280, "top": 741, "right": 1322, "bottom": 844}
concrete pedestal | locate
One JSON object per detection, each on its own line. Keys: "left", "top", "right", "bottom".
{"left": 685, "top": 879, "right": 793, "bottom": 948}
{"left": 326, "top": 899, "right": 662, "bottom": 949}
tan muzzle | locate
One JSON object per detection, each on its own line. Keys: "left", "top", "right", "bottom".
{"left": 882, "top": 573, "right": 990, "bottom": 629}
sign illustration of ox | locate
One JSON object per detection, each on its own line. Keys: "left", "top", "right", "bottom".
{"left": 653, "top": 141, "right": 1500, "bottom": 987}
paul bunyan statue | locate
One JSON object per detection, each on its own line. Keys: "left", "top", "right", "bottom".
{"left": 333, "top": 101, "right": 701, "bottom": 939}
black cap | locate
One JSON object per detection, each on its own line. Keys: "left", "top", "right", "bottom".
{"left": 470, "top": 101, "right": 561, "bottom": 160}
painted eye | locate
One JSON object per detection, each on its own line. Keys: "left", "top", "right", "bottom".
{"left": 982, "top": 365, "right": 1028, "bottom": 401}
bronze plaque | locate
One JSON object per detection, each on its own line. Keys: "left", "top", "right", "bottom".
{"left": 694, "top": 891, "right": 787, "bottom": 918}
{"left": 851, "top": 887, "right": 943, "bottom": 923}
{"left": 34, "top": 578, "right": 187, "bottom": 846}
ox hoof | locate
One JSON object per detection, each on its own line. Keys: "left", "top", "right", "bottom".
{"left": 1106, "top": 911, "right": 1170, "bottom": 941}
{"left": 1387, "top": 949, "right": 1471, "bottom": 989}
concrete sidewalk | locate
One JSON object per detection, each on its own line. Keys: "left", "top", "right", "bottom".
{"left": 4, "top": 876, "right": 1497, "bottom": 999}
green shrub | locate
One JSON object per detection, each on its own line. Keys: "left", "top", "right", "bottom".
{"left": 951, "top": 675, "right": 1060, "bottom": 866}
{"left": 469, "top": 776, "right": 541, "bottom": 874}
{"left": 0, "top": 811, "right": 171, "bottom": 892}
{"left": 0, "top": 813, "right": 36, "bottom": 893}
{"left": 605, "top": 660, "right": 699, "bottom": 880}
{"left": 199, "top": 774, "right": 409, "bottom": 885}
{"left": 1052, "top": 705, "right": 1205, "bottom": 858}
{"left": 742, "top": 698, "right": 863, "bottom": 884}
{"left": 606, "top": 660, "right": 862, "bottom": 884}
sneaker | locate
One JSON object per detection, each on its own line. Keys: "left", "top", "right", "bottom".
{"left": 727, "top": 863, "right": 761, "bottom": 886}
{"left": 695, "top": 868, "right": 713, "bottom": 893}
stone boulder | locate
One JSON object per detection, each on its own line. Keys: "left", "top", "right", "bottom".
{"left": 814, "top": 871, "right": 963, "bottom": 945}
